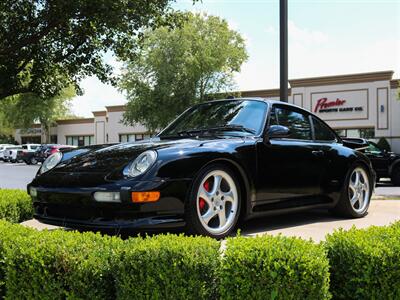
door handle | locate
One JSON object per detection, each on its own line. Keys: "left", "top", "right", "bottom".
{"left": 312, "top": 150, "right": 325, "bottom": 157}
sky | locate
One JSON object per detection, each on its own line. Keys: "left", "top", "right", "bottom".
{"left": 71, "top": 0, "right": 400, "bottom": 117}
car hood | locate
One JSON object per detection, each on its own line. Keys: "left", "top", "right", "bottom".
{"left": 50, "top": 136, "right": 245, "bottom": 175}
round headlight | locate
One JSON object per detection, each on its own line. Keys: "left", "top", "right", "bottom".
{"left": 40, "top": 152, "right": 62, "bottom": 174}
{"left": 125, "top": 150, "right": 157, "bottom": 177}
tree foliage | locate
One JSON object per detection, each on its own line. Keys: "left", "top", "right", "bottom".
{"left": 0, "top": 0, "right": 178, "bottom": 101}
{"left": 0, "top": 86, "right": 76, "bottom": 142}
{"left": 119, "top": 13, "right": 248, "bottom": 131}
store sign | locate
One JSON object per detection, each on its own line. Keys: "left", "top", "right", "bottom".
{"left": 20, "top": 128, "right": 42, "bottom": 135}
{"left": 311, "top": 89, "right": 368, "bottom": 121}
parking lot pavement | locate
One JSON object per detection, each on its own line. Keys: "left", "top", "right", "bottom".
{"left": 241, "top": 200, "right": 400, "bottom": 241}
{"left": 0, "top": 162, "right": 40, "bottom": 190}
{"left": 375, "top": 180, "right": 400, "bottom": 198}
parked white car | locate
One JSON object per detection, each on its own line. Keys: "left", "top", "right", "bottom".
{"left": 0, "top": 145, "right": 17, "bottom": 161}
{"left": 2, "top": 145, "right": 22, "bottom": 162}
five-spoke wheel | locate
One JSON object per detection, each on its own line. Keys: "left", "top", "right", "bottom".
{"left": 332, "top": 164, "right": 371, "bottom": 218}
{"left": 186, "top": 164, "right": 240, "bottom": 238}
{"left": 348, "top": 167, "right": 370, "bottom": 213}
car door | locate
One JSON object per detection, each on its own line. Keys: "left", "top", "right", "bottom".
{"left": 309, "top": 116, "right": 342, "bottom": 194}
{"left": 256, "top": 104, "right": 327, "bottom": 202}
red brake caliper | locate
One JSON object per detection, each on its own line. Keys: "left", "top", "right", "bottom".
{"left": 199, "top": 180, "right": 210, "bottom": 211}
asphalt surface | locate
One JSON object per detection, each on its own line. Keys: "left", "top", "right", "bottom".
{"left": 1, "top": 162, "right": 399, "bottom": 241}
{"left": 0, "top": 162, "right": 39, "bottom": 190}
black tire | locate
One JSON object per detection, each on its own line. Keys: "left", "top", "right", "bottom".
{"left": 25, "top": 160, "right": 31, "bottom": 165}
{"left": 185, "top": 163, "right": 241, "bottom": 239}
{"left": 30, "top": 157, "right": 38, "bottom": 165}
{"left": 331, "top": 164, "right": 372, "bottom": 218}
{"left": 391, "top": 165, "right": 400, "bottom": 186}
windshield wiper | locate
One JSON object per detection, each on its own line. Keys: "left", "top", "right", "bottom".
{"left": 207, "top": 124, "right": 256, "bottom": 134}
{"left": 177, "top": 124, "right": 256, "bottom": 136}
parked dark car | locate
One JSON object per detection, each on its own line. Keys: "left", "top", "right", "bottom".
{"left": 34, "top": 144, "right": 75, "bottom": 163}
{"left": 28, "top": 99, "right": 375, "bottom": 238}
{"left": 17, "top": 144, "right": 41, "bottom": 165}
{"left": 362, "top": 140, "right": 400, "bottom": 186}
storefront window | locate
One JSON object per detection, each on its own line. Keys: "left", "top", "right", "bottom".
{"left": 66, "top": 135, "right": 94, "bottom": 146}
{"left": 119, "top": 133, "right": 151, "bottom": 143}
{"left": 334, "top": 128, "right": 375, "bottom": 139}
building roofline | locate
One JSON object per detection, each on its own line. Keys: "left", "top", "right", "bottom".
{"left": 240, "top": 88, "right": 292, "bottom": 98}
{"left": 105, "top": 105, "right": 127, "bottom": 112}
{"left": 92, "top": 111, "right": 107, "bottom": 117}
{"left": 289, "top": 70, "right": 394, "bottom": 87}
{"left": 390, "top": 79, "right": 399, "bottom": 89}
{"left": 56, "top": 118, "right": 94, "bottom": 125}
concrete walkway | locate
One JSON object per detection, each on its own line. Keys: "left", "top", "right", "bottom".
{"left": 21, "top": 200, "right": 400, "bottom": 242}
{"left": 241, "top": 200, "right": 400, "bottom": 241}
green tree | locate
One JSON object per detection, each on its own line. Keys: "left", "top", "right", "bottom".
{"left": 120, "top": 13, "right": 248, "bottom": 131}
{"left": 0, "top": 0, "right": 179, "bottom": 101}
{"left": 1, "top": 86, "right": 76, "bottom": 143}
{"left": 0, "top": 108, "right": 15, "bottom": 142}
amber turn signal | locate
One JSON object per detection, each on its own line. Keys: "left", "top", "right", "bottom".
{"left": 131, "top": 191, "right": 160, "bottom": 203}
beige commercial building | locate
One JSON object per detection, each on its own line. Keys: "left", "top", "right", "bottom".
{"left": 14, "top": 70, "right": 400, "bottom": 152}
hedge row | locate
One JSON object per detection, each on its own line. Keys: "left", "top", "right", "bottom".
{"left": 325, "top": 222, "right": 400, "bottom": 299}
{"left": 0, "top": 221, "right": 331, "bottom": 300}
{"left": 0, "top": 189, "right": 33, "bottom": 223}
{"left": 0, "top": 190, "right": 399, "bottom": 299}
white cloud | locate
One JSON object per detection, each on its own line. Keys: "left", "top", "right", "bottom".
{"left": 288, "top": 20, "right": 329, "bottom": 45}
{"left": 70, "top": 77, "right": 125, "bottom": 117}
{"left": 265, "top": 25, "right": 277, "bottom": 35}
{"left": 237, "top": 20, "right": 399, "bottom": 91}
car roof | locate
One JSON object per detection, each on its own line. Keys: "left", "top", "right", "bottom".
{"left": 204, "top": 97, "right": 309, "bottom": 113}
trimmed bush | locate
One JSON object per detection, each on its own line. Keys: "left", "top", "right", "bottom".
{"left": 0, "top": 189, "right": 33, "bottom": 223}
{"left": 0, "top": 221, "right": 36, "bottom": 298}
{"left": 115, "top": 234, "right": 220, "bottom": 299}
{"left": 219, "top": 235, "right": 331, "bottom": 300}
{"left": 4, "top": 228, "right": 123, "bottom": 300}
{"left": 325, "top": 223, "right": 400, "bottom": 300}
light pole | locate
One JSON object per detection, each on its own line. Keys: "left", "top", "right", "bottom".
{"left": 280, "top": 0, "right": 288, "bottom": 102}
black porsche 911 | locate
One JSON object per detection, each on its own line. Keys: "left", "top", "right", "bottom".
{"left": 28, "top": 99, "right": 375, "bottom": 238}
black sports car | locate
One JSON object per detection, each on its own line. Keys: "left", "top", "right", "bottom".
{"left": 363, "top": 141, "right": 400, "bottom": 186}
{"left": 28, "top": 99, "right": 375, "bottom": 238}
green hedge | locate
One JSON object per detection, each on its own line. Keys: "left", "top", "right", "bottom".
{"left": 0, "top": 189, "right": 33, "bottom": 223}
{"left": 0, "top": 221, "right": 35, "bottom": 299}
{"left": 4, "top": 228, "right": 123, "bottom": 300}
{"left": 0, "top": 203, "right": 399, "bottom": 300}
{"left": 219, "top": 235, "right": 331, "bottom": 300}
{"left": 325, "top": 222, "right": 400, "bottom": 300}
{"left": 115, "top": 235, "right": 220, "bottom": 299}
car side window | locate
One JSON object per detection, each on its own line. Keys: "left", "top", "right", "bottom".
{"left": 366, "top": 142, "right": 382, "bottom": 154}
{"left": 312, "top": 116, "right": 337, "bottom": 141}
{"left": 274, "top": 106, "right": 312, "bottom": 140}
{"left": 269, "top": 107, "right": 278, "bottom": 126}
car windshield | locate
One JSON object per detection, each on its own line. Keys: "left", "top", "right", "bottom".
{"left": 366, "top": 142, "right": 382, "bottom": 154}
{"left": 159, "top": 100, "right": 268, "bottom": 138}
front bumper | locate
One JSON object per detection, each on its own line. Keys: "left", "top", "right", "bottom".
{"left": 29, "top": 178, "right": 191, "bottom": 230}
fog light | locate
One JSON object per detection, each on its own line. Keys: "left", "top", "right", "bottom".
{"left": 93, "top": 192, "right": 121, "bottom": 203}
{"left": 30, "top": 187, "right": 37, "bottom": 197}
{"left": 131, "top": 191, "right": 160, "bottom": 203}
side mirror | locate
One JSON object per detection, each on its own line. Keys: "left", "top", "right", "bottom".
{"left": 267, "top": 125, "right": 290, "bottom": 139}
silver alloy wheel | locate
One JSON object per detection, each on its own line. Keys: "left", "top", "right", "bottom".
{"left": 348, "top": 167, "right": 370, "bottom": 213}
{"left": 196, "top": 170, "right": 239, "bottom": 235}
